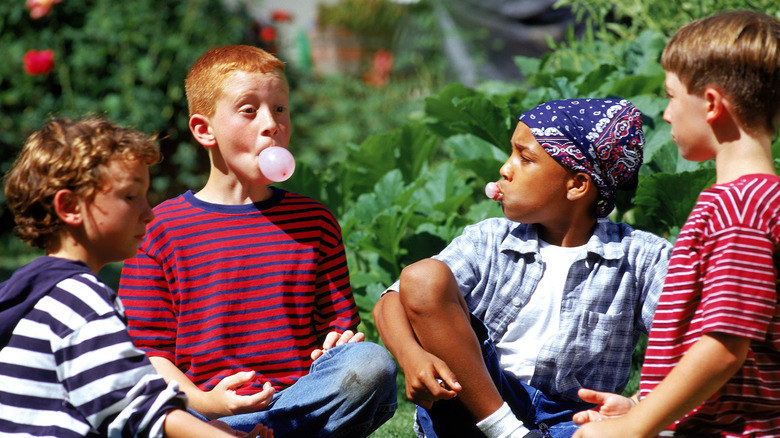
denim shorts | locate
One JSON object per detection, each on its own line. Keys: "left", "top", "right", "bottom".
{"left": 415, "top": 314, "right": 591, "bottom": 438}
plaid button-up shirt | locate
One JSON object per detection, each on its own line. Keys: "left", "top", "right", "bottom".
{"left": 391, "top": 217, "right": 671, "bottom": 402}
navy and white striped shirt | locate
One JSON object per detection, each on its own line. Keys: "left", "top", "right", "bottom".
{"left": 0, "top": 257, "right": 186, "bottom": 437}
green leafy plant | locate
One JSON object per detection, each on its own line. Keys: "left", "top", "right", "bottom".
{"left": 0, "top": 0, "right": 254, "bottom": 230}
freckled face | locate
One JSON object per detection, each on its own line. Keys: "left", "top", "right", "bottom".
{"left": 207, "top": 70, "right": 291, "bottom": 185}
{"left": 496, "top": 122, "right": 574, "bottom": 224}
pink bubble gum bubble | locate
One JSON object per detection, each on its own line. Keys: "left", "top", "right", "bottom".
{"left": 258, "top": 146, "right": 295, "bottom": 182}
{"left": 485, "top": 182, "right": 500, "bottom": 200}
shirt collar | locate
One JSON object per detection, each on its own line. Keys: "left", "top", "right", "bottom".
{"left": 500, "top": 218, "right": 624, "bottom": 260}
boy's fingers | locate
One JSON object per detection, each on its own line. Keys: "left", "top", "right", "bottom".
{"left": 218, "top": 370, "right": 256, "bottom": 389}
{"left": 322, "top": 331, "right": 340, "bottom": 349}
{"left": 335, "top": 330, "right": 354, "bottom": 346}
{"left": 434, "top": 363, "right": 461, "bottom": 392}
{"left": 577, "top": 388, "right": 605, "bottom": 404}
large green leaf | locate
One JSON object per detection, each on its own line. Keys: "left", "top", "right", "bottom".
{"left": 633, "top": 168, "right": 716, "bottom": 237}
{"left": 341, "top": 122, "right": 438, "bottom": 199}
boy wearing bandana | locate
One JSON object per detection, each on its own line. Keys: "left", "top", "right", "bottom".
{"left": 373, "top": 98, "right": 672, "bottom": 438}
{"left": 574, "top": 11, "right": 780, "bottom": 438}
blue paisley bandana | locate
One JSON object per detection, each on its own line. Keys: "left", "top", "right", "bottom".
{"left": 519, "top": 98, "right": 644, "bottom": 218}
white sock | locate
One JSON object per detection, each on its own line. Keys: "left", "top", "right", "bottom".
{"left": 476, "top": 402, "right": 530, "bottom": 438}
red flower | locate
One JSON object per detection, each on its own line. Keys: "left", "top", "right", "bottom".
{"left": 363, "top": 50, "right": 394, "bottom": 87}
{"left": 260, "top": 26, "right": 276, "bottom": 42}
{"left": 23, "top": 49, "right": 55, "bottom": 75}
{"left": 271, "top": 9, "right": 292, "bottom": 22}
{"left": 271, "top": 9, "right": 292, "bottom": 21}
{"left": 26, "top": 0, "right": 62, "bottom": 19}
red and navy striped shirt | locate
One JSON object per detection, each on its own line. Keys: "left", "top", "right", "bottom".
{"left": 119, "top": 189, "right": 358, "bottom": 394}
{"left": 640, "top": 174, "right": 780, "bottom": 436}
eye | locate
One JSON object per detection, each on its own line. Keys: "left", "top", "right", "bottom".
{"left": 519, "top": 153, "right": 532, "bottom": 163}
{"left": 275, "top": 104, "right": 287, "bottom": 114}
{"left": 240, "top": 105, "right": 257, "bottom": 114}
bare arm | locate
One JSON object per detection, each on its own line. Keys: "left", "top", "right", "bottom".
{"left": 163, "top": 409, "right": 273, "bottom": 438}
{"left": 573, "top": 333, "right": 750, "bottom": 438}
{"left": 373, "top": 291, "right": 460, "bottom": 408}
{"left": 149, "top": 357, "right": 274, "bottom": 420}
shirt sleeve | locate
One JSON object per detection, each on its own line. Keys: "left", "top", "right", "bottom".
{"left": 700, "top": 226, "right": 777, "bottom": 340}
{"left": 637, "top": 235, "right": 673, "bottom": 335}
{"left": 312, "top": 213, "right": 360, "bottom": 337}
{"left": 118, "top": 251, "right": 178, "bottom": 361}
{"left": 55, "top": 280, "right": 186, "bottom": 437}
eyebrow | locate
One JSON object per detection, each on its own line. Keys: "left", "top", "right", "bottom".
{"left": 513, "top": 142, "right": 540, "bottom": 156}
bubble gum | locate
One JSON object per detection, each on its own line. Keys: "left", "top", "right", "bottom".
{"left": 258, "top": 146, "right": 296, "bottom": 182}
{"left": 485, "top": 182, "right": 500, "bottom": 200}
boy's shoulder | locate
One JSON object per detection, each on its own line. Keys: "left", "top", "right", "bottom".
{"left": 696, "top": 174, "right": 780, "bottom": 224}
{"left": 144, "top": 188, "right": 339, "bottom": 237}
{"left": 0, "top": 257, "right": 96, "bottom": 347}
{"left": 594, "top": 219, "right": 673, "bottom": 261}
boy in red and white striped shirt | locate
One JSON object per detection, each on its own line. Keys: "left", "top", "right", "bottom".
{"left": 574, "top": 10, "right": 780, "bottom": 438}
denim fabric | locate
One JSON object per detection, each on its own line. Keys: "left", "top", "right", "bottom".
{"left": 218, "top": 342, "right": 398, "bottom": 437}
{"left": 416, "top": 316, "right": 589, "bottom": 438}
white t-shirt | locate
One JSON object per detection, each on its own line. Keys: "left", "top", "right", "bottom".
{"left": 495, "top": 239, "right": 585, "bottom": 383}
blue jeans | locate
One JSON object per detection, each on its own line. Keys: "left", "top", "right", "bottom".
{"left": 416, "top": 315, "right": 591, "bottom": 438}
{"left": 213, "top": 342, "right": 398, "bottom": 437}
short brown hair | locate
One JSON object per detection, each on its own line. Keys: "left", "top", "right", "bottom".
{"left": 3, "top": 117, "right": 161, "bottom": 251}
{"left": 661, "top": 10, "right": 780, "bottom": 135}
{"left": 185, "top": 45, "right": 286, "bottom": 118}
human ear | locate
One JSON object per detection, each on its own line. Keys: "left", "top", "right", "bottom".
{"left": 566, "top": 172, "right": 592, "bottom": 201}
{"left": 189, "top": 114, "right": 216, "bottom": 147}
{"left": 703, "top": 87, "right": 728, "bottom": 124}
{"left": 53, "top": 189, "right": 83, "bottom": 226}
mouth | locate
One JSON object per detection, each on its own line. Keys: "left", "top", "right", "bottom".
{"left": 494, "top": 182, "right": 505, "bottom": 200}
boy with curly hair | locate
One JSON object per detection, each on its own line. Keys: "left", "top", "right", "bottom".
{"left": 0, "top": 117, "right": 271, "bottom": 437}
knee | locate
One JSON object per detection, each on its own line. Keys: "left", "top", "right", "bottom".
{"left": 399, "top": 258, "right": 454, "bottom": 313}
{"left": 339, "top": 343, "right": 397, "bottom": 398}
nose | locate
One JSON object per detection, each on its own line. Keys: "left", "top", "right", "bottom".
{"left": 662, "top": 102, "right": 671, "bottom": 125}
{"left": 141, "top": 198, "right": 154, "bottom": 224}
{"left": 260, "top": 108, "right": 280, "bottom": 138}
{"left": 499, "top": 159, "right": 512, "bottom": 181}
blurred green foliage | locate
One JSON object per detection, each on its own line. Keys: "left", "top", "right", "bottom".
{"left": 555, "top": 0, "right": 780, "bottom": 41}
{"left": 0, "top": 0, "right": 254, "bottom": 222}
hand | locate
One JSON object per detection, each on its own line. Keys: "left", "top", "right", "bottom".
{"left": 401, "top": 349, "right": 461, "bottom": 409}
{"left": 202, "top": 372, "right": 275, "bottom": 419}
{"left": 572, "top": 388, "right": 634, "bottom": 425}
{"left": 210, "top": 420, "right": 275, "bottom": 438}
{"left": 311, "top": 329, "right": 365, "bottom": 360}
{"left": 573, "top": 416, "right": 640, "bottom": 438}
{"left": 244, "top": 423, "right": 275, "bottom": 438}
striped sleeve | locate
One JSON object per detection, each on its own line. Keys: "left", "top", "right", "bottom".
{"left": 0, "top": 273, "right": 185, "bottom": 437}
{"left": 119, "top": 251, "right": 178, "bottom": 361}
